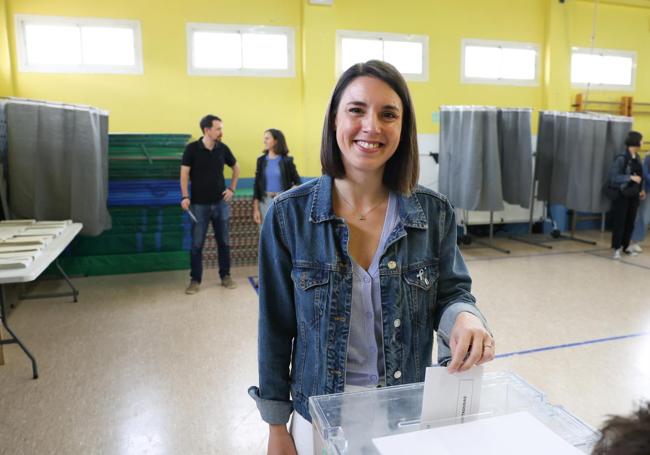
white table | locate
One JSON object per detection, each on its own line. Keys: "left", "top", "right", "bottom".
{"left": 0, "top": 223, "right": 82, "bottom": 379}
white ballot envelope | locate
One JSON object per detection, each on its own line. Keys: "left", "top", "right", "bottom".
{"left": 186, "top": 209, "right": 198, "bottom": 223}
{"left": 420, "top": 365, "right": 483, "bottom": 429}
{"left": 374, "top": 411, "right": 583, "bottom": 455}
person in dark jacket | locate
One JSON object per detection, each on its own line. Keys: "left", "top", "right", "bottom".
{"left": 629, "top": 153, "right": 650, "bottom": 253}
{"left": 608, "top": 130, "right": 645, "bottom": 260}
{"left": 252, "top": 129, "right": 301, "bottom": 224}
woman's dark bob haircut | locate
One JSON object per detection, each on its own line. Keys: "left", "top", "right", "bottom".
{"left": 320, "top": 60, "right": 419, "bottom": 194}
{"left": 625, "top": 130, "right": 643, "bottom": 148}
{"left": 265, "top": 128, "right": 290, "bottom": 156}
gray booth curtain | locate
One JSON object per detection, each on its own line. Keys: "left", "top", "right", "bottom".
{"left": 4, "top": 99, "right": 111, "bottom": 236}
{"left": 439, "top": 106, "right": 533, "bottom": 212}
{"left": 498, "top": 109, "right": 533, "bottom": 208}
{"left": 535, "top": 111, "right": 632, "bottom": 213}
{"left": 0, "top": 101, "right": 8, "bottom": 218}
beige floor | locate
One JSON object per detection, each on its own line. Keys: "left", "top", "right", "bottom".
{"left": 0, "top": 230, "right": 649, "bottom": 454}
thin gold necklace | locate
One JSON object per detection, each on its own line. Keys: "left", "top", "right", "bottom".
{"left": 336, "top": 186, "right": 388, "bottom": 221}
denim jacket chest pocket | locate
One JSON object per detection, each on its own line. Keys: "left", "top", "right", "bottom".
{"left": 402, "top": 261, "right": 439, "bottom": 328}
{"left": 291, "top": 267, "right": 330, "bottom": 327}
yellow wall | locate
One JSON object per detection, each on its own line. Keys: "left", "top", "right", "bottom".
{"left": 570, "top": 0, "right": 650, "bottom": 137}
{"left": 302, "top": 0, "right": 547, "bottom": 173}
{"left": 0, "top": 0, "right": 14, "bottom": 96}
{"left": 4, "top": 0, "right": 650, "bottom": 177}
{"left": 543, "top": 0, "right": 572, "bottom": 111}
{"left": 6, "top": 0, "right": 303, "bottom": 177}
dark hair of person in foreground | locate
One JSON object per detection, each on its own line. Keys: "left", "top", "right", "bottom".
{"left": 592, "top": 402, "right": 650, "bottom": 455}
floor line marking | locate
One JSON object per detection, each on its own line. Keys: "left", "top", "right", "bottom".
{"left": 244, "top": 279, "right": 649, "bottom": 358}
{"left": 495, "top": 331, "right": 650, "bottom": 359}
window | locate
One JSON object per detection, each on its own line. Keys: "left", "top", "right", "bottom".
{"left": 461, "top": 39, "right": 539, "bottom": 85}
{"left": 571, "top": 47, "right": 635, "bottom": 90}
{"left": 186, "top": 23, "right": 295, "bottom": 77}
{"left": 15, "top": 15, "right": 142, "bottom": 74}
{"left": 336, "top": 30, "right": 428, "bottom": 81}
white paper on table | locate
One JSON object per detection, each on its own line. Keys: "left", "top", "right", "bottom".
{"left": 2, "top": 238, "right": 46, "bottom": 245}
{"left": 0, "top": 227, "right": 28, "bottom": 240}
{"left": 420, "top": 365, "right": 483, "bottom": 428}
{"left": 0, "top": 252, "right": 37, "bottom": 260}
{"left": 0, "top": 219, "right": 35, "bottom": 225}
{"left": 0, "top": 257, "right": 34, "bottom": 269}
{"left": 9, "top": 235, "right": 54, "bottom": 244}
{"left": 373, "top": 411, "right": 584, "bottom": 455}
{"left": 33, "top": 220, "right": 71, "bottom": 226}
{"left": 22, "top": 227, "right": 64, "bottom": 236}
{"left": 0, "top": 245, "right": 41, "bottom": 253}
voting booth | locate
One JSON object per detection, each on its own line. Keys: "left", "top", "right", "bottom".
{"left": 309, "top": 371, "right": 600, "bottom": 455}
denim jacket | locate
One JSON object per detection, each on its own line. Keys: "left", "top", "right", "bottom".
{"left": 608, "top": 152, "right": 643, "bottom": 189}
{"left": 248, "top": 176, "right": 489, "bottom": 425}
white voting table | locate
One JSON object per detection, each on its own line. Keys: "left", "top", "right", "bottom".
{"left": 0, "top": 223, "right": 82, "bottom": 379}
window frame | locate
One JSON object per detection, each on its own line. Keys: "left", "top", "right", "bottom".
{"left": 570, "top": 47, "right": 636, "bottom": 91}
{"left": 461, "top": 38, "right": 540, "bottom": 86}
{"left": 15, "top": 14, "right": 143, "bottom": 74}
{"left": 186, "top": 23, "right": 295, "bottom": 77}
{"left": 335, "top": 30, "right": 429, "bottom": 82}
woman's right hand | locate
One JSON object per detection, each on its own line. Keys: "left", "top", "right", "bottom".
{"left": 631, "top": 175, "right": 642, "bottom": 184}
{"left": 253, "top": 209, "right": 262, "bottom": 225}
{"left": 268, "top": 425, "right": 297, "bottom": 455}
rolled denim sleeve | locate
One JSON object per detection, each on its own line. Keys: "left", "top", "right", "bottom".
{"left": 249, "top": 200, "right": 296, "bottom": 424}
{"left": 248, "top": 386, "right": 293, "bottom": 424}
{"left": 433, "top": 199, "right": 490, "bottom": 364}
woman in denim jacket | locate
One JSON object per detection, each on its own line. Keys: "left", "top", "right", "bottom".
{"left": 249, "top": 60, "right": 494, "bottom": 455}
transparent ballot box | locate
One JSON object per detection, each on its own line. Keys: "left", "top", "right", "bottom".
{"left": 309, "top": 371, "right": 600, "bottom": 455}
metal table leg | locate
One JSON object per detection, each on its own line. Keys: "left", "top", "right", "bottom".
{"left": 0, "top": 284, "right": 38, "bottom": 379}
{"left": 18, "top": 259, "right": 79, "bottom": 302}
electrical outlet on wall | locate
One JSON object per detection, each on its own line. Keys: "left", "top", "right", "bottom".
{"left": 309, "top": 0, "right": 333, "bottom": 5}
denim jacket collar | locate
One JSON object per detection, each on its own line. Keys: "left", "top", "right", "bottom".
{"left": 310, "top": 175, "right": 428, "bottom": 230}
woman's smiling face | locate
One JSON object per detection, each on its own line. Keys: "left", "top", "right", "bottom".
{"left": 334, "top": 76, "right": 403, "bottom": 176}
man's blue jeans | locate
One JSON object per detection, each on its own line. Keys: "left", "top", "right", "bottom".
{"left": 190, "top": 202, "right": 231, "bottom": 282}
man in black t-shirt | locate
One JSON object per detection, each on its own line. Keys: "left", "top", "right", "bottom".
{"left": 181, "top": 114, "right": 240, "bottom": 293}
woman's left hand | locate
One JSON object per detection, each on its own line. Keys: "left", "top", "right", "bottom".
{"left": 447, "top": 312, "right": 494, "bottom": 373}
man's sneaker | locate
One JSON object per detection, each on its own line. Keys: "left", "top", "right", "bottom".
{"left": 624, "top": 248, "right": 639, "bottom": 257}
{"left": 613, "top": 248, "right": 622, "bottom": 260}
{"left": 185, "top": 281, "right": 200, "bottom": 294}
{"left": 221, "top": 275, "right": 237, "bottom": 289}
{"left": 627, "top": 243, "right": 643, "bottom": 253}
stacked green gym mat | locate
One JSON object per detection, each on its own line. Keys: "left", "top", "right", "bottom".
{"left": 56, "top": 133, "right": 259, "bottom": 276}
{"left": 57, "top": 134, "right": 191, "bottom": 276}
